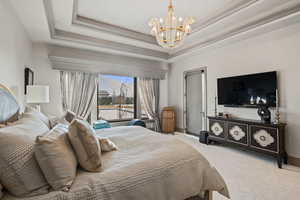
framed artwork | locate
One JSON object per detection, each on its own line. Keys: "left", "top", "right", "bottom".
{"left": 25, "top": 67, "right": 34, "bottom": 94}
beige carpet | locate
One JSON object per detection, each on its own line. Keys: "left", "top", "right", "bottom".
{"left": 175, "top": 133, "right": 300, "bottom": 200}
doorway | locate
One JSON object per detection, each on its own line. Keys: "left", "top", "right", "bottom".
{"left": 183, "top": 68, "right": 207, "bottom": 136}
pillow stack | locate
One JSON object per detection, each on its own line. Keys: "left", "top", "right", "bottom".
{"left": 0, "top": 108, "right": 119, "bottom": 198}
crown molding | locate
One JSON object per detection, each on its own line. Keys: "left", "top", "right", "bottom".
{"left": 43, "top": 0, "right": 169, "bottom": 61}
{"left": 73, "top": 15, "right": 157, "bottom": 45}
{"left": 192, "top": 0, "right": 259, "bottom": 33}
{"left": 53, "top": 29, "right": 169, "bottom": 60}
{"left": 170, "top": 1, "right": 300, "bottom": 59}
{"left": 72, "top": 0, "right": 259, "bottom": 46}
{"left": 72, "top": 0, "right": 157, "bottom": 45}
{"left": 43, "top": 0, "right": 300, "bottom": 62}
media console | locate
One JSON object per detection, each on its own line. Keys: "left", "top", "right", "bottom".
{"left": 207, "top": 116, "right": 287, "bottom": 168}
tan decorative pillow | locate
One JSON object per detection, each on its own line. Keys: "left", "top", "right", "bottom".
{"left": 24, "top": 106, "right": 50, "bottom": 128}
{"left": 0, "top": 116, "right": 50, "bottom": 197}
{"left": 0, "top": 124, "right": 6, "bottom": 128}
{"left": 34, "top": 124, "right": 78, "bottom": 191}
{"left": 68, "top": 119, "right": 102, "bottom": 172}
{"left": 98, "top": 137, "right": 118, "bottom": 152}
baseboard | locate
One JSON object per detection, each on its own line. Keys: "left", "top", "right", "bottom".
{"left": 176, "top": 127, "right": 185, "bottom": 133}
{"left": 288, "top": 156, "right": 300, "bottom": 167}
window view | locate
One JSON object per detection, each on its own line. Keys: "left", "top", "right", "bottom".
{"left": 97, "top": 74, "right": 135, "bottom": 121}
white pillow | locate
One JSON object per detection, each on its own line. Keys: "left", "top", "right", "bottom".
{"left": 24, "top": 106, "right": 50, "bottom": 128}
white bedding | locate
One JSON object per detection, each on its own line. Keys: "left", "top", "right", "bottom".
{"left": 2, "top": 126, "right": 229, "bottom": 200}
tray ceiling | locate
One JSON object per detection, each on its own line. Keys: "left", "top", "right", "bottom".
{"left": 77, "top": 0, "right": 234, "bottom": 35}
{"left": 9, "top": 0, "right": 300, "bottom": 62}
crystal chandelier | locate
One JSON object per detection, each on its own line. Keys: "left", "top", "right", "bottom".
{"left": 148, "top": 0, "right": 195, "bottom": 49}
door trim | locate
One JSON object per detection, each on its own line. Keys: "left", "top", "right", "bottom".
{"left": 183, "top": 67, "right": 208, "bottom": 134}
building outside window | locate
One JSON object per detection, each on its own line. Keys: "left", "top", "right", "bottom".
{"left": 97, "top": 74, "right": 136, "bottom": 122}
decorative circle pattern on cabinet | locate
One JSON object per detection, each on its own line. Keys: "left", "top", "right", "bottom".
{"left": 229, "top": 125, "right": 246, "bottom": 141}
{"left": 211, "top": 122, "right": 223, "bottom": 136}
{"left": 208, "top": 116, "right": 286, "bottom": 168}
{"left": 253, "top": 129, "right": 275, "bottom": 147}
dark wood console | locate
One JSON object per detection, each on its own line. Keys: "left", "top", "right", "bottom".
{"left": 207, "top": 116, "right": 287, "bottom": 168}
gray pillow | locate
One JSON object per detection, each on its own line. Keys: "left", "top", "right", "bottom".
{"left": 48, "top": 116, "right": 70, "bottom": 129}
{"left": 35, "top": 124, "right": 78, "bottom": 191}
{"left": 68, "top": 119, "right": 102, "bottom": 172}
{"left": 64, "top": 110, "right": 84, "bottom": 123}
{"left": 64, "top": 110, "right": 76, "bottom": 123}
{"left": 0, "top": 116, "right": 50, "bottom": 197}
{"left": 24, "top": 106, "right": 50, "bottom": 128}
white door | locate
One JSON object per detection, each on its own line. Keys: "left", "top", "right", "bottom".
{"left": 184, "top": 69, "right": 206, "bottom": 135}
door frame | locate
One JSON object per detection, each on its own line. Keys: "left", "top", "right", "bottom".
{"left": 183, "top": 67, "right": 208, "bottom": 135}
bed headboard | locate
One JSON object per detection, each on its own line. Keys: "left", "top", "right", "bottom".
{"left": 0, "top": 84, "right": 20, "bottom": 124}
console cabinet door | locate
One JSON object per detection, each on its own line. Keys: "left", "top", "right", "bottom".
{"left": 228, "top": 122, "right": 248, "bottom": 145}
{"left": 209, "top": 120, "right": 226, "bottom": 139}
{"left": 250, "top": 125, "right": 278, "bottom": 153}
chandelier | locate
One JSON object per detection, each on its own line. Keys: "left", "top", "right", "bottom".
{"left": 148, "top": 0, "right": 195, "bottom": 49}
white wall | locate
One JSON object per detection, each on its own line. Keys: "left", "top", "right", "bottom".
{"left": 168, "top": 23, "right": 300, "bottom": 158}
{"left": 0, "top": 0, "right": 33, "bottom": 108}
{"left": 31, "top": 44, "right": 64, "bottom": 116}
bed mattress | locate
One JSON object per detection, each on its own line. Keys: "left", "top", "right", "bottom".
{"left": 2, "top": 126, "right": 229, "bottom": 200}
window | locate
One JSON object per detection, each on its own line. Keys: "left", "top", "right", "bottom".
{"left": 97, "top": 74, "right": 136, "bottom": 122}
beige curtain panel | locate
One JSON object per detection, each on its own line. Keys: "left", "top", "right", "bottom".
{"left": 138, "top": 78, "right": 161, "bottom": 132}
{"left": 60, "top": 71, "right": 98, "bottom": 120}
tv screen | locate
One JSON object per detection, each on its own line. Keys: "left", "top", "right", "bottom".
{"left": 217, "top": 71, "right": 277, "bottom": 107}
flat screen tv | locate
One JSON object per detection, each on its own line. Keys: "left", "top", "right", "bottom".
{"left": 217, "top": 71, "right": 277, "bottom": 108}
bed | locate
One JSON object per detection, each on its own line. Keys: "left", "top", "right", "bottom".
{"left": 0, "top": 84, "right": 229, "bottom": 200}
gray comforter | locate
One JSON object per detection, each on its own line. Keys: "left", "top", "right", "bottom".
{"left": 2, "top": 126, "right": 229, "bottom": 200}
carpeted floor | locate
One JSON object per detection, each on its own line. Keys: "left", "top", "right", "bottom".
{"left": 175, "top": 133, "right": 300, "bottom": 200}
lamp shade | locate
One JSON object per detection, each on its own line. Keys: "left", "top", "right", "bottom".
{"left": 26, "top": 85, "right": 49, "bottom": 103}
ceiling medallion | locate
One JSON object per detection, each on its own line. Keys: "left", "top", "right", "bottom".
{"left": 148, "top": 0, "right": 195, "bottom": 49}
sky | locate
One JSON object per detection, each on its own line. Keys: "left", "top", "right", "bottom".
{"left": 102, "top": 75, "right": 134, "bottom": 84}
{"left": 98, "top": 74, "right": 134, "bottom": 97}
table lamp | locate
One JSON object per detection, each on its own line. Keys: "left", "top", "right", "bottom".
{"left": 26, "top": 85, "right": 49, "bottom": 112}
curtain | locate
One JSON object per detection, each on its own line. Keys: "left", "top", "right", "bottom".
{"left": 138, "top": 78, "right": 160, "bottom": 132}
{"left": 60, "top": 71, "right": 98, "bottom": 120}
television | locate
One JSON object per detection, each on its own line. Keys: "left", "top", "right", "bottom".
{"left": 217, "top": 71, "right": 277, "bottom": 108}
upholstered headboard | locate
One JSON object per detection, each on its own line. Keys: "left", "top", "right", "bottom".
{"left": 0, "top": 84, "right": 20, "bottom": 124}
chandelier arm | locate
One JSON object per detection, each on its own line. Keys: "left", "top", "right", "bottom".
{"left": 148, "top": 0, "right": 194, "bottom": 49}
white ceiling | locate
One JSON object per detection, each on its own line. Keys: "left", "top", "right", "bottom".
{"left": 77, "top": 0, "right": 234, "bottom": 34}
{"left": 9, "top": 0, "right": 300, "bottom": 62}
